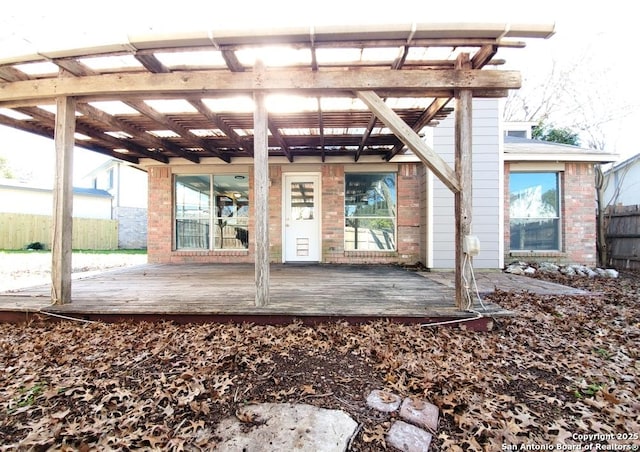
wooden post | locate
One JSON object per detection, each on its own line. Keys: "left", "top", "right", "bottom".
{"left": 454, "top": 54, "right": 473, "bottom": 310}
{"left": 253, "top": 79, "right": 270, "bottom": 307}
{"left": 51, "top": 96, "right": 76, "bottom": 305}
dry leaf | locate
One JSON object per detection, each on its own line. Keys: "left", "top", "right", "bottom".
{"left": 51, "top": 409, "right": 70, "bottom": 420}
{"left": 363, "top": 423, "right": 388, "bottom": 448}
{"left": 301, "top": 384, "right": 316, "bottom": 395}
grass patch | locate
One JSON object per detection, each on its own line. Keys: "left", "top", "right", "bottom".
{"left": 16, "top": 382, "right": 46, "bottom": 408}
{"left": 73, "top": 249, "right": 147, "bottom": 255}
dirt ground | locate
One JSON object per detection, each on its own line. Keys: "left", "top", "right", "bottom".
{"left": 0, "top": 263, "right": 638, "bottom": 450}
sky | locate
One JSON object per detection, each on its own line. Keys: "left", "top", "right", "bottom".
{"left": 0, "top": 0, "right": 636, "bottom": 185}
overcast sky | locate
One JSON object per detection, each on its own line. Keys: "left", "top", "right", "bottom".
{"left": 0, "top": 0, "right": 636, "bottom": 185}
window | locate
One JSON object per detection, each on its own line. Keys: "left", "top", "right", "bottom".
{"left": 509, "top": 172, "right": 560, "bottom": 251}
{"left": 175, "top": 174, "right": 249, "bottom": 250}
{"left": 344, "top": 173, "right": 396, "bottom": 251}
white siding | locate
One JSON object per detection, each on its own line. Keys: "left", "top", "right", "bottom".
{"left": 74, "top": 194, "right": 113, "bottom": 219}
{"left": 88, "top": 162, "right": 148, "bottom": 208}
{"left": 116, "top": 164, "right": 148, "bottom": 208}
{"left": 603, "top": 158, "right": 640, "bottom": 207}
{"left": 430, "top": 98, "right": 503, "bottom": 269}
{"left": 0, "top": 186, "right": 112, "bottom": 219}
{"left": 0, "top": 187, "right": 52, "bottom": 216}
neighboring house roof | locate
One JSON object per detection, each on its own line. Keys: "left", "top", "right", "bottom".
{"left": 503, "top": 136, "right": 618, "bottom": 163}
{"left": 82, "top": 159, "right": 147, "bottom": 181}
{"left": 0, "top": 179, "right": 112, "bottom": 198}
{"left": 603, "top": 152, "right": 640, "bottom": 175}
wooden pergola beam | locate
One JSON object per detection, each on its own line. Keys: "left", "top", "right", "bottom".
{"left": 78, "top": 104, "right": 179, "bottom": 155}
{"left": 471, "top": 45, "right": 498, "bottom": 69}
{"left": 0, "top": 108, "right": 140, "bottom": 163}
{"left": 0, "top": 114, "right": 59, "bottom": 139}
{"left": 123, "top": 101, "right": 209, "bottom": 163}
{"left": 357, "top": 114, "right": 378, "bottom": 162}
{"left": 15, "top": 106, "right": 164, "bottom": 163}
{"left": 0, "top": 66, "right": 30, "bottom": 82}
{"left": 79, "top": 142, "right": 140, "bottom": 164}
{"left": 267, "top": 118, "right": 292, "bottom": 162}
{"left": 48, "top": 57, "right": 169, "bottom": 163}
{"left": 135, "top": 54, "right": 171, "bottom": 74}
{"left": 221, "top": 49, "right": 246, "bottom": 72}
{"left": 75, "top": 103, "right": 170, "bottom": 163}
{"left": 0, "top": 69, "right": 521, "bottom": 103}
{"left": 51, "top": 96, "right": 76, "bottom": 305}
{"left": 52, "top": 58, "right": 96, "bottom": 77}
{"left": 134, "top": 54, "right": 251, "bottom": 160}
{"left": 189, "top": 99, "right": 253, "bottom": 154}
{"left": 0, "top": 88, "right": 510, "bottom": 110}
{"left": 355, "top": 90, "right": 460, "bottom": 193}
{"left": 391, "top": 45, "right": 410, "bottom": 70}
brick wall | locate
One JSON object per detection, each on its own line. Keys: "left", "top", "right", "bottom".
{"left": 148, "top": 163, "right": 424, "bottom": 265}
{"left": 504, "top": 162, "right": 597, "bottom": 266}
{"left": 397, "top": 163, "right": 422, "bottom": 261}
{"left": 323, "top": 163, "right": 421, "bottom": 264}
{"left": 563, "top": 163, "right": 597, "bottom": 265}
{"left": 321, "top": 164, "right": 346, "bottom": 262}
{"left": 148, "top": 166, "right": 254, "bottom": 264}
{"left": 147, "top": 166, "right": 172, "bottom": 263}
{"left": 268, "top": 165, "right": 282, "bottom": 261}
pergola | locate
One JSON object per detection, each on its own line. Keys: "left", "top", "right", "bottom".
{"left": 0, "top": 23, "right": 554, "bottom": 309}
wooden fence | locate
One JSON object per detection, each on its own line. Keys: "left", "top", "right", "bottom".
{"left": 605, "top": 205, "right": 640, "bottom": 270}
{"left": 0, "top": 213, "right": 118, "bottom": 250}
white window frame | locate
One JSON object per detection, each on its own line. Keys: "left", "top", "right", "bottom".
{"left": 344, "top": 172, "right": 398, "bottom": 252}
{"left": 509, "top": 170, "right": 562, "bottom": 252}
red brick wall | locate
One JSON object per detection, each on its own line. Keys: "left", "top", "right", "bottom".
{"left": 563, "top": 163, "right": 597, "bottom": 265}
{"left": 321, "top": 164, "right": 346, "bottom": 262}
{"left": 322, "top": 163, "right": 421, "bottom": 264}
{"left": 503, "top": 162, "right": 597, "bottom": 266}
{"left": 148, "top": 163, "right": 423, "bottom": 265}
{"left": 147, "top": 166, "right": 172, "bottom": 263}
{"left": 268, "top": 165, "right": 282, "bottom": 261}
{"left": 397, "top": 163, "right": 422, "bottom": 261}
{"left": 148, "top": 166, "right": 254, "bottom": 264}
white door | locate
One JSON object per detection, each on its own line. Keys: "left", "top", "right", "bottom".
{"left": 284, "top": 174, "right": 321, "bottom": 262}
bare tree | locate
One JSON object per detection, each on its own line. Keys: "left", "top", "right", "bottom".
{"left": 505, "top": 41, "right": 636, "bottom": 143}
{"left": 504, "top": 58, "right": 576, "bottom": 124}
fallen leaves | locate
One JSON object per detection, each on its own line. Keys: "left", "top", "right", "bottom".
{"left": 362, "top": 422, "right": 389, "bottom": 446}
{"left": 0, "top": 271, "right": 638, "bottom": 450}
